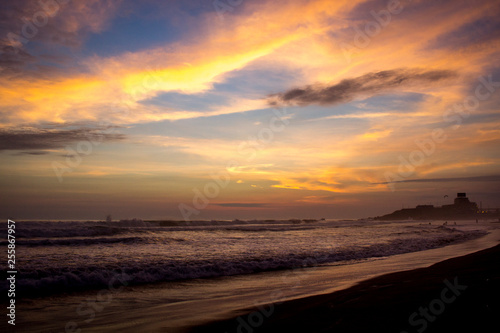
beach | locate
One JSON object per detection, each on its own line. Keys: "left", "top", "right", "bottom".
{"left": 3, "top": 1, "right": 500, "bottom": 332}
{"left": 6, "top": 221, "right": 499, "bottom": 332}
{"left": 192, "top": 237, "right": 500, "bottom": 333}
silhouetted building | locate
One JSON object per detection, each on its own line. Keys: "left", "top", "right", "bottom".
{"left": 374, "top": 193, "right": 497, "bottom": 220}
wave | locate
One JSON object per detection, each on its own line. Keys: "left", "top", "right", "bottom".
{"left": 3, "top": 219, "right": 328, "bottom": 239}
{"left": 2, "top": 229, "right": 487, "bottom": 298}
{"left": 0, "top": 235, "right": 187, "bottom": 247}
{"left": 7, "top": 219, "right": 152, "bottom": 238}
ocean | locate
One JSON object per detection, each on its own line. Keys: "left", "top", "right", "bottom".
{"left": 2, "top": 219, "right": 498, "bottom": 332}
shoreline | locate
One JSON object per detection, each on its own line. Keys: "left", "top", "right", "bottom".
{"left": 12, "top": 227, "right": 500, "bottom": 332}
{"left": 190, "top": 242, "right": 500, "bottom": 333}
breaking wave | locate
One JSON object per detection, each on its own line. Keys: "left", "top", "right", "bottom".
{"left": 3, "top": 227, "right": 486, "bottom": 298}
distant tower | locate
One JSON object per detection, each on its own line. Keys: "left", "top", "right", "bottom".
{"left": 106, "top": 214, "right": 112, "bottom": 223}
{"left": 453, "top": 193, "right": 478, "bottom": 211}
{"left": 454, "top": 193, "right": 467, "bottom": 204}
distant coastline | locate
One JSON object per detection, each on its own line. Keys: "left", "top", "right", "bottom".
{"left": 374, "top": 192, "right": 500, "bottom": 221}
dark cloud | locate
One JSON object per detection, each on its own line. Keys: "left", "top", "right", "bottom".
{"left": 374, "top": 175, "right": 500, "bottom": 185}
{"left": 215, "top": 203, "right": 267, "bottom": 208}
{"left": 0, "top": 127, "right": 125, "bottom": 151}
{"left": 12, "top": 151, "right": 50, "bottom": 156}
{"left": 0, "top": 0, "right": 121, "bottom": 78}
{"left": 0, "top": 1, "right": 66, "bottom": 76}
{"left": 0, "top": 46, "right": 36, "bottom": 76}
{"left": 267, "top": 68, "right": 457, "bottom": 107}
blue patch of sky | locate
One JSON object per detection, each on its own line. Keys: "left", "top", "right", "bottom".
{"left": 288, "top": 107, "right": 373, "bottom": 139}
{"left": 80, "top": 0, "right": 219, "bottom": 58}
{"left": 140, "top": 66, "right": 302, "bottom": 110}
{"left": 81, "top": 13, "right": 181, "bottom": 58}
{"left": 432, "top": 109, "right": 500, "bottom": 131}
{"left": 213, "top": 67, "right": 303, "bottom": 96}
{"left": 291, "top": 104, "right": 359, "bottom": 122}
{"left": 123, "top": 107, "right": 278, "bottom": 140}
{"left": 358, "top": 92, "right": 426, "bottom": 110}
{"left": 458, "top": 112, "right": 500, "bottom": 127}
{"left": 127, "top": 91, "right": 428, "bottom": 145}
{"left": 461, "top": 65, "right": 500, "bottom": 102}
{"left": 139, "top": 91, "right": 231, "bottom": 111}
{"left": 291, "top": 92, "right": 425, "bottom": 122}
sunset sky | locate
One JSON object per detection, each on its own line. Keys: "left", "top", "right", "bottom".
{"left": 1, "top": 0, "right": 499, "bottom": 220}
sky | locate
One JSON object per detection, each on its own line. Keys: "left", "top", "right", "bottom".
{"left": 1, "top": 0, "right": 499, "bottom": 221}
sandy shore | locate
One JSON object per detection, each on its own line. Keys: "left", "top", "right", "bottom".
{"left": 190, "top": 244, "right": 500, "bottom": 333}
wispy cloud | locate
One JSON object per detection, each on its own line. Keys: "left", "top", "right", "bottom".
{"left": 215, "top": 203, "right": 268, "bottom": 208}
{"left": 1, "top": 0, "right": 500, "bottom": 219}
{"left": 11, "top": 151, "right": 51, "bottom": 156}
{"left": 268, "top": 69, "right": 458, "bottom": 107}
{"left": 373, "top": 175, "right": 500, "bottom": 185}
{"left": 0, "top": 127, "right": 124, "bottom": 151}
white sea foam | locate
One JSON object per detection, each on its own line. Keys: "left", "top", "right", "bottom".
{"left": 1, "top": 219, "right": 492, "bottom": 298}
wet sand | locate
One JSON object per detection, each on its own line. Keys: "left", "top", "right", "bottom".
{"left": 191, "top": 243, "right": 500, "bottom": 333}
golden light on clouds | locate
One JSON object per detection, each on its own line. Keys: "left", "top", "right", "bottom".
{"left": 1, "top": 0, "right": 500, "bottom": 219}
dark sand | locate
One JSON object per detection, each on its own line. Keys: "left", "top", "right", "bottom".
{"left": 190, "top": 244, "right": 500, "bottom": 333}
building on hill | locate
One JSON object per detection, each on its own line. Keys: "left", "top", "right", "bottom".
{"left": 374, "top": 193, "right": 498, "bottom": 221}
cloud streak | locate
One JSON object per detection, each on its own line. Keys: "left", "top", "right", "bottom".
{"left": 0, "top": 127, "right": 124, "bottom": 151}
{"left": 373, "top": 175, "right": 500, "bottom": 185}
{"left": 268, "top": 69, "right": 458, "bottom": 107}
{"left": 215, "top": 203, "right": 268, "bottom": 208}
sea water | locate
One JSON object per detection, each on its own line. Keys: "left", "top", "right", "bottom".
{"left": 2, "top": 219, "right": 497, "bottom": 332}
{"left": 1, "top": 219, "right": 491, "bottom": 297}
